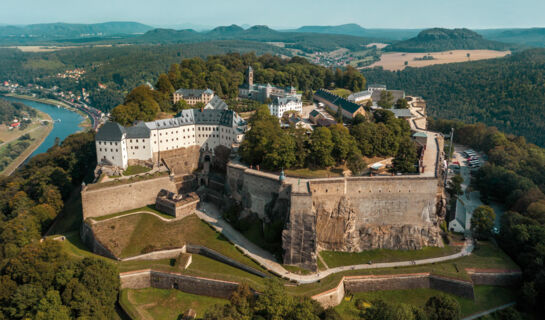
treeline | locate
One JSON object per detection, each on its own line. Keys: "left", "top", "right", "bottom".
{"left": 364, "top": 49, "right": 545, "bottom": 146}
{"left": 0, "top": 132, "right": 120, "bottom": 319}
{"left": 203, "top": 280, "right": 462, "bottom": 320}
{"left": 429, "top": 118, "right": 545, "bottom": 314}
{"left": 0, "top": 135, "right": 32, "bottom": 172}
{"left": 0, "top": 98, "right": 36, "bottom": 124}
{"left": 0, "top": 41, "right": 287, "bottom": 111}
{"left": 111, "top": 53, "right": 367, "bottom": 125}
{"left": 239, "top": 107, "right": 417, "bottom": 174}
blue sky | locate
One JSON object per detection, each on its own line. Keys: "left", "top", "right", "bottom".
{"left": 2, "top": 0, "right": 544, "bottom": 29}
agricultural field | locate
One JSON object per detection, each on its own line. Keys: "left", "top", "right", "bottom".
{"left": 365, "top": 50, "right": 511, "bottom": 71}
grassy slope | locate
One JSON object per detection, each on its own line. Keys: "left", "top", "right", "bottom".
{"left": 334, "top": 285, "right": 516, "bottom": 319}
{"left": 320, "top": 245, "right": 461, "bottom": 268}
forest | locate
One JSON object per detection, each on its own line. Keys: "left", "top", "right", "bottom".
{"left": 364, "top": 48, "right": 545, "bottom": 146}
{"left": 429, "top": 118, "right": 545, "bottom": 315}
{"left": 110, "top": 52, "right": 367, "bottom": 125}
{"left": 0, "top": 41, "right": 288, "bottom": 111}
{"left": 0, "top": 131, "right": 120, "bottom": 319}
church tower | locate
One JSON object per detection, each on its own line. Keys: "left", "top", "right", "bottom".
{"left": 247, "top": 66, "right": 254, "bottom": 87}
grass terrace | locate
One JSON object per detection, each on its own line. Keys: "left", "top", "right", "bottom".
{"left": 85, "top": 171, "right": 169, "bottom": 191}
{"left": 334, "top": 285, "right": 516, "bottom": 319}
{"left": 89, "top": 205, "right": 174, "bottom": 222}
{"left": 123, "top": 165, "right": 151, "bottom": 176}
{"left": 320, "top": 245, "right": 461, "bottom": 268}
{"left": 284, "top": 167, "right": 345, "bottom": 179}
{"left": 120, "top": 288, "right": 227, "bottom": 320}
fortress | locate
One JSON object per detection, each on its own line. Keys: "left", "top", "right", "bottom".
{"left": 83, "top": 88, "right": 447, "bottom": 271}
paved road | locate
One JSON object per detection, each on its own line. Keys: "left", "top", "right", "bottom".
{"left": 461, "top": 302, "right": 516, "bottom": 320}
{"left": 196, "top": 202, "right": 474, "bottom": 284}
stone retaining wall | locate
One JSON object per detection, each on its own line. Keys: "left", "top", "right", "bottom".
{"left": 82, "top": 175, "right": 177, "bottom": 219}
{"left": 311, "top": 273, "right": 476, "bottom": 308}
{"left": 120, "top": 269, "right": 239, "bottom": 299}
{"left": 467, "top": 269, "right": 522, "bottom": 286}
{"left": 80, "top": 222, "right": 118, "bottom": 260}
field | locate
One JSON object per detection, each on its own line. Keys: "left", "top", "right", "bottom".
{"left": 364, "top": 50, "right": 511, "bottom": 71}
{"left": 334, "top": 285, "right": 516, "bottom": 319}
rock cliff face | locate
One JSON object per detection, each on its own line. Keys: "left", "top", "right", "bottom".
{"left": 315, "top": 196, "right": 443, "bottom": 252}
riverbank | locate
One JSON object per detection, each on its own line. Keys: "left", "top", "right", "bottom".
{"left": 0, "top": 108, "right": 53, "bottom": 176}
{"left": 3, "top": 93, "right": 92, "bottom": 129}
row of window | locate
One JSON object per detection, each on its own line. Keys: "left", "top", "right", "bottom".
{"left": 98, "top": 141, "right": 118, "bottom": 146}
{"left": 99, "top": 148, "right": 118, "bottom": 152}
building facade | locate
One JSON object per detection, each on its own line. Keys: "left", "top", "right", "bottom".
{"left": 269, "top": 96, "right": 303, "bottom": 118}
{"left": 96, "top": 108, "right": 246, "bottom": 169}
{"left": 238, "top": 66, "right": 300, "bottom": 103}
{"left": 173, "top": 88, "right": 215, "bottom": 105}
{"left": 313, "top": 89, "right": 366, "bottom": 120}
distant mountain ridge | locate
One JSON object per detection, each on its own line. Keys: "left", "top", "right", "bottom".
{"left": 386, "top": 28, "right": 510, "bottom": 52}
{"left": 478, "top": 28, "right": 545, "bottom": 48}
{"left": 290, "top": 23, "right": 421, "bottom": 40}
{"left": 0, "top": 22, "right": 153, "bottom": 39}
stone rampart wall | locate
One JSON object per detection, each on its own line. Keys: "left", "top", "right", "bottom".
{"left": 468, "top": 271, "right": 522, "bottom": 286}
{"left": 186, "top": 245, "right": 268, "bottom": 278}
{"left": 119, "top": 269, "right": 239, "bottom": 298}
{"left": 155, "top": 145, "right": 201, "bottom": 175}
{"left": 80, "top": 222, "right": 118, "bottom": 260}
{"left": 429, "top": 275, "right": 475, "bottom": 300}
{"left": 81, "top": 175, "right": 177, "bottom": 219}
{"left": 311, "top": 279, "right": 345, "bottom": 308}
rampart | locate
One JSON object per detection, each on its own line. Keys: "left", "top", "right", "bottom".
{"left": 312, "top": 273, "right": 475, "bottom": 308}
{"left": 81, "top": 175, "right": 177, "bottom": 219}
{"left": 120, "top": 269, "right": 239, "bottom": 299}
{"left": 226, "top": 162, "right": 445, "bottom": 270}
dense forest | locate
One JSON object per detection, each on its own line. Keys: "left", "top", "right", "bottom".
{"left": 239, "top": 106, "right": 417, "bottom": 174}
{"left": 0, "top": 132, "right": 120, "bottom": 319}
{"left": 364, "top": 49, "right": 545, "bottom": 146}
{"left": 0, "top": 41, "right": 288, "bottom": 111}
{"left": 0, "top": 98, "right": 36, "bottom": 124}
{"left": 429, "top": 119, "right": 545, "bottom": 315}
{"left": 110, "top": 52, "right": 367, "bottom": 124}
{"left": 385, "top": 28, "right": 510, "bottom": 52}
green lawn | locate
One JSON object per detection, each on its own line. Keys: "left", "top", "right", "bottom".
{"left": 331, "top": 88, "right": 352, "bottom": 98}
{"left": 320, "top": 245, "right": 461, "bottom": 268}
{"left": 284, "top": 167, "right": 344, "bottom": 179}
{"left": 334, "top": 286, "right": 517, "bottom": 319}
{"left": 121, "top": 288, "right": 227, "bottom": 320}
{"left": 90, "top": 205, "right": 174, "bottom": 222}
{"left": 85, "top": 171, "right": 168, "bottom": 191}
{"left": 123, "top": 165, "right": 151, "bottom": 176}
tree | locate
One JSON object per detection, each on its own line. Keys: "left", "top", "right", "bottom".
{"left": 392, "top": 137, "right": 417, "bottom": 173}
{"left": 424, "top": 295, "right": 461, "bottom": 320}
{"left": 378, "top": 91, "right": 395, "bottom": 109}
{"left": 155, "top": 74, "right": 174, "bottom": 95}
{"left": 330, "top": 124, "right": 355, "bottom": 163}
{"left": 347, "top": 152, "right": 367, "bottom": 176}
{"left": 254, "top": 279, "right": 292, "bottom": 320}
{"left": 471, "top": 205, "right": 496, "bottom": 239}
{"left": 352, "top": 113, "right": 366, "bottom": 125}
{"left": 447, "top": 174, "right": 464, "bottom": 196}
{"left": 309, "top": 127, "right": 335, "bottom": 167}
{"left": 395, "top": 98, "right": 409, "bottom": 109}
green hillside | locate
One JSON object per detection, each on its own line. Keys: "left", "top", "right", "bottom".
{"left": 386, "top": 28, "right": 510, "bottom": 52}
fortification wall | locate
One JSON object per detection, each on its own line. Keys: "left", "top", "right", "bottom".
{"left": 468, "top": 270, "right": 522, "bottom": 286}
{"left": 80, "top": 221, "right": 118, "bottom": 260}
{"left": 429, "top": 276, "right": 475, "bottom": 300}
{"left": 312, "top": 279, "right": 345, "bottom": 308}
{"left": 155, "top": 145, "right": 201, "bottom": 175}
{"left": 81, "top": 175, "right": 177, "bottom": 219}
{"left": 150, "top": 271, "right": 239, "bottom": 299}
{"left": 120, "top": 270, "right": 152, "bottom": 289}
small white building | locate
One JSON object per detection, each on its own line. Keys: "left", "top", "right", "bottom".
{"left": 347, "top": 90, "right": 372, "bottom": 104}
{"left": 268, "top": 96, "right": 303, "bottom": 118}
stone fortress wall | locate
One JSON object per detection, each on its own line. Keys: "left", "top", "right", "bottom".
{"left": 81, "top": 175, "right": 178, "bottom": 219}
{"left": 225, "top": 162, "right": 445, "bottom": 270}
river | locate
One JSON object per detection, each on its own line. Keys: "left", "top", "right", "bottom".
{"left": 3, "top": 96, "right": 85, "bottom": 159}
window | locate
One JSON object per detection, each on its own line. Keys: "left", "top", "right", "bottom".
{"left": 130, "top": 139, "right": 132, "bottom": 143}
{"left": 99, "top": 148, "right": 102, "bottom": 152}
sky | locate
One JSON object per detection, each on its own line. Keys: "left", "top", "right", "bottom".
{"left": 1, "top": 0, "right": 545, "bottom": 29}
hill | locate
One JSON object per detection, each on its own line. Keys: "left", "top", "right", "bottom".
{"left": 363, "top": 48, "right": 545, "bottom": 146}
{"left": 478, "top": 28, "right": 545, "bottom": 47}
{"left": 291, "top": 24, "right": 420, "bottom": 40}
{"left": 386, "top": 28, "right": 509, "bottom": 52}
{"left": 0, "top": 21, "right": 152, "bottom": 41}
{"left": 130, "top": 24, "right": 378, "bottom": 52}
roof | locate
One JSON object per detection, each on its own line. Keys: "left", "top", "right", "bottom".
{"left": 96, "top": 121, "right": 125, "bottom": 141}
{"left": 347, "top": 90, "right": 372, "bottom": 100}
{"left": 368, "top": 84, "right": 386, "bottom": 89}
{"left": 314, "top": 89, "right": 362, "bottom": 114}
{"left": 146, "top": 109, "right": 246, "bottom": 130}
{"left": 413, "top": 132, "right": 428, "bottom": 138}
{"left": 309, "top": 109, "right": 321, "bottom": 117}
{"left": 271, "top": 95, "right": 301, "bottom": 105}
{"left": 391, "top": 108, "right": 413, "bottom": 118}
{"left": 174, "top": 88, "right": 214, "bottom": 97}
{"left": 371, "top": 90, "right": 405, "bottom": 103}
{"left": 205, "top": 96, "right": 228, "bottom": 111}
{"left": 125, "top": 121, "right": 150, "bottom": 139}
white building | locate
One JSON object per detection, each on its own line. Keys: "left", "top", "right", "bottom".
{"left": 347, "top": 90, "right": 372, "bottom": 104}
{"left": 95, "top": 108, "right": 246, "bottom": 169}
{"left": 268, "top": 96, "right": 303, "bottom": 118}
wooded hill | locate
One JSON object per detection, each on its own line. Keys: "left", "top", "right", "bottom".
{"left": 363, "top": 48, "right": 545, "bottom": 146}
{"left": 386, "top": 28, "right": 510, "bottom": 52}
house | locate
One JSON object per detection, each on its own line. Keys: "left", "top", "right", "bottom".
{"left": 367, "top": 84, "right": 387, "bottom": 92}
{"left": 347, "top": 90, "right": 372, "bottom": 104}
{"left": 313, "top": 89, "right": 365, "bottom": 120}
{"left": 412, "top": 132, "right": 428, "bottom": 147}
{"left": 173, "top": 88, "right": 215, "bottom": 105}
{"left": 449, "top": 198, "right": 470, "bottom": 233}
{"left": 269, "top": 96, "right": 303, "bottom": 118}
{"left": 391, "top": 108, "right": 413, "bottom": 119}
{"left": 309, "top": 108, "right": 336, "bottom": 125}
{"left": 371, "top": 89, "right": 406, "bottom": 104}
